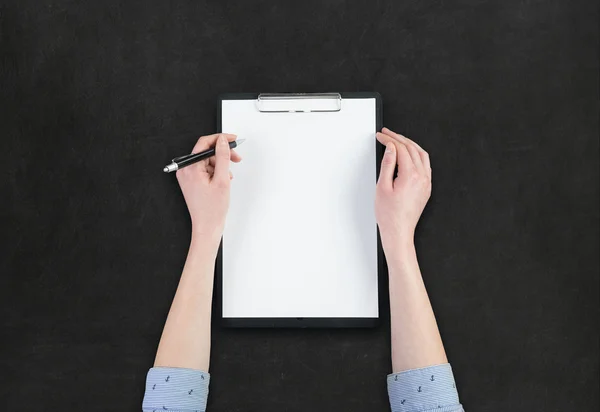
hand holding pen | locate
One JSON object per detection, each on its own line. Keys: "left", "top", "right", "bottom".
{"left": 164, "top": 136, "right": 245, "bottom": 173}
{"left": 171, "top": 133, "right": 243, "bottom": 245}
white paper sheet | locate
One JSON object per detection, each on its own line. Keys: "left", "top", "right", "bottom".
{"left": 222, "top": 98, "right": 378, "bottom": 318}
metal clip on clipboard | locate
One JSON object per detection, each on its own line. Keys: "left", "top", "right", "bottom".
{"left": 256, "top": 93, "right": 342, "bottom": 113}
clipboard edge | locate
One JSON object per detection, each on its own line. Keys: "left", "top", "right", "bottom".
{"left": 222, "top": 317, "right": 380, "bottom": 328}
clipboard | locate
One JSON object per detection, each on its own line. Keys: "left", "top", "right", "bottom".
{"left": 215, "top": 92, "right": 384, "bottom": 328}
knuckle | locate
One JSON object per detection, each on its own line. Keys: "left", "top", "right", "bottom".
{"left": 383, "top": 155, "right": 395, "bottom": 165}
{"left": 176, "top": 169, "right": 188, "bottom": 180}
{"left": 421, "top": 177, "right": 432, "bottom": 191}
{"left": 214, "top": 177, "right": 230, "bottom": 189}
{"left": 376, "top": 186, "right": 388, "bottom": 196}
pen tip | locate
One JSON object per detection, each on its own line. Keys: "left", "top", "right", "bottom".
{"left": 236, "top": 138, "right": 246, "bottom": 146}
{"left": 163, "top": 167, "right": 168, "bottom": 172}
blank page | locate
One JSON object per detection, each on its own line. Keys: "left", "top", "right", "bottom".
{"left": 222, "top": 98, "right": 378, "bottom": 319}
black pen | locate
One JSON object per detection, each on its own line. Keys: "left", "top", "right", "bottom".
{"left": 163, "top": 139, "right": 245, "bottom": 173}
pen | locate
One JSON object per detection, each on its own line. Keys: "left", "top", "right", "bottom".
{"left": 163, "top": 139, "right": 245, "bottom": 173}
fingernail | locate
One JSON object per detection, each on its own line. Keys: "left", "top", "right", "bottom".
{"left": 385, "top": 143, "right": 394, "bottom": 153}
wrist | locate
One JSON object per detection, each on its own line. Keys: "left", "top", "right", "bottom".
{"left": 381, "top": 232, "right": 415, "bottom": 256}
{"left": 190, "top": 232, "right": 221, "bottom": 258}
{"left": 383, "top": 240, "right": 417, "bottom": 271}
{"left": 191, "top": 222, "right": 224, "bottom": 248}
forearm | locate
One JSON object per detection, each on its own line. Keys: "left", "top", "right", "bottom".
{"left": 387, "top": 241, "right": 447, "bottom": 373}
{"left": 154, "top": 235, "right": 218, "bottom": 371}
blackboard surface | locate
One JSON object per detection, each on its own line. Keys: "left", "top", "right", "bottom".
{"left": 1, "top": 1, "right": 598, "bottom": 411}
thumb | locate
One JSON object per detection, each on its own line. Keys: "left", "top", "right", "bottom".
{"left": 213, "top": 134, "right": 231, "bottom": 186}
{"left": 377, "top": 143, "right": 396, "bottom": 190}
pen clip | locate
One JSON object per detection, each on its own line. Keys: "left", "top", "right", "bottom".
{"left": 172, "top": 153, "right": 194, "bottom": 163}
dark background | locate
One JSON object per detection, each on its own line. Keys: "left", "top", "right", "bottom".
{"left": 1, "top": 1, "right": 598, "bottom": 411}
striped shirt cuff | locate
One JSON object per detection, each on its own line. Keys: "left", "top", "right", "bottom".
{"left": 387, "top": 363, "right": 463, "bottom": 412}
{"left": 142, "top": 367, "right": 210, "bottom": 412}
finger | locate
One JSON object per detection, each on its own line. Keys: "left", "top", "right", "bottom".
{"left": 209, "top": 149, "right": 242, "bottom": 167}
{"left": 376, "top": 131, "right": 391, "bottom": 146}
{"left": 422, "top": 151, "right": 431, "bottom": 179}
{"left": 230, "top": 171, "right": 233, "bottom": 180}
{"left": 382, "top": 127, "right": 425, "bottom": 151}
{"left": 192, "top": 133, "right": 237, "bottom": 153}
{"left": 380, "top": 129, "right": 424, "bottom": 173}
{"left": 212, "top": 134, "right": 231, "bottom": 186}
{"left": 405, "top": 141, "right": 424, "bottom": 172}
{"left": 377, "top": 131, "right": 408, "bottom": 150}
{"left": 377, "top": 132, "right": 404, "bottom": 154}
{"left": 396, "top": 141, "right": 414, "bottom": 174}
{"left": 376, "top": 133, "right": 418, "bottom": 170}
{"left": 401, "top": 135, "right": 429, "bottom": 173}
{"left": 377, "top": 142, "right": 396, "bottom": 190}
{"left": 381, "top": 127, "right": 405, "bottom": 142}
{"left": 230, "top": 149, "right": 242, "bottom": 163}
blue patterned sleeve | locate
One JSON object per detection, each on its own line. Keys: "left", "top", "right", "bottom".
{"left": 142, "top": 367, "right": 210, "bottom": 412}
{"left": 387, "top": 363, "right": 464, "bottom": 412}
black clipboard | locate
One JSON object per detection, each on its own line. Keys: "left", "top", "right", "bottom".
{"left": 214, "top": 92, "right": 385, "bottom": 328}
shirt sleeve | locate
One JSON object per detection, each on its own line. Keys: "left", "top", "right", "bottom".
{"left": 142, "top": 367, "right": 210, "bottom": 412}
{"left": 387, "top": 363, "right": 464, "bottom": 412}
